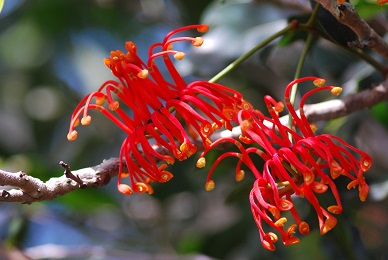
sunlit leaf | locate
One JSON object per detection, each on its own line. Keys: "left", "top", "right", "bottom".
{"left": 0, "top": 0, "right": 4, "bottom": 14}
{"left": 355, "top": 1, "right": 388, "bottom": 19}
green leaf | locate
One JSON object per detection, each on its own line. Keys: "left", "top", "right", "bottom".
{"left": 278, "top": 30, "right": 308, "bottom": 46}
{"left": 277, "top": 15, "right": 309, "bottom": 46}
{"left": 370, "top": 102, "right": 388, "bottom": 128}
{"left": 355, "top": 1, "right": 388, "bottom": 19}
{"left": 54, "top": 187, "right": 119, "bottom": 212}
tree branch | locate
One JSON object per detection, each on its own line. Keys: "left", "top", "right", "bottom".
{"left": 316, "top": 0, "right": 388, "bottom": 61}
{"left": 0, "top": 158, "right": 121, "bottom": 204}
{"left": 304, "top": 78, "right": 388, "bottom": 121}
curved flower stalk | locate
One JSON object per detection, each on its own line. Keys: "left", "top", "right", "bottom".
{"left": 68, "top": 24, "right": 246, "bottom": 195}
{"left": 197, "top": 77, "right": 372, "bottom": 250}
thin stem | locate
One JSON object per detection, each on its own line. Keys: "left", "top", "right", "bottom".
{"left": 288, "top": 3, "right": 321, "bottom": 135}
{"left": 306, "top": 1, "right": 321, "bottom": 28}
{"left": 290, "top": 34, "right": 315, "bottom": 102}
{"left": 208, "top": 21, "right": 298, "bottom": 83}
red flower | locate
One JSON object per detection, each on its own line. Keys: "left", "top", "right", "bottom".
{"left": 68, "top": 24, "right": 246, "bottom": 195}
{"left": 197, "top": 77, "right": 372, "bottom": 250}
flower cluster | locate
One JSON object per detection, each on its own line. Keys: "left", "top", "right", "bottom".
{"left": 68, "top": 25, "right": 372, "bottom": 251}
{"left": 68, "top": 25, "right": 246, "bottom": 195}
{"left": 196, "top": 77, "right": 372, "bottom": 250}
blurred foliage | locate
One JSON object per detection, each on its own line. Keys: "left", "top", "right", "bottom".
{"left": 0, "top": 0, "right": 387, "bottom": 259}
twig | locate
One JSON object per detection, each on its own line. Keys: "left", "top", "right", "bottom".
{"left": 59, "top": 161, "right": 86, "bottom": 188}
